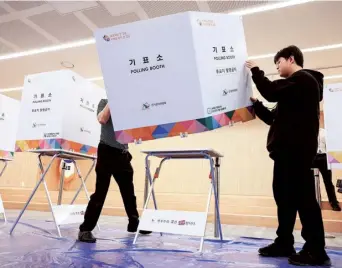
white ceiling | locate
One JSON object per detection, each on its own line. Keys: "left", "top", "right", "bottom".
{"left": 1, "top": 0, "right": 342, "bottom": 100}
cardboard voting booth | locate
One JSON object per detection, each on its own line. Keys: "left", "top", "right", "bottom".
{"left": 0, "top": 94, "right": 20, "bottom": 160}
{"left": 95, "top": 11, "right": 254, "bottom": 144}
{"left": 10, "top": 70, "right": 105, "bottom": 236}
{"left": 16, "top": 70, "right": 106, "bottom": 157}
{"left": 324, "top": 83, "right": 342, "bottom": 168}
{"left": 0, "top": 93, "right": 19, "bottom": 222}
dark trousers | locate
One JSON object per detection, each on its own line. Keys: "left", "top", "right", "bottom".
{"left": 273, "top": 155, "right": 326, "bottom": 253}
{"left": 313, "top": 153, "right": 338, "bottom": 204}
{"left": 79, "top": 143, "right": 139, "bottom": 232}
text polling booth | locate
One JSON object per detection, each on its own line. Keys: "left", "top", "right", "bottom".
{"left": 95, "top": 12, "right": 254, "bottom": 251}
{"left": 10, "top": 70, "right": 106, "bottom": 237}
{"left": 0, "top": 94, "right": 20, "bottom": 222}
{"left": 324, "top": 83, "right": 342, "bottom": 193}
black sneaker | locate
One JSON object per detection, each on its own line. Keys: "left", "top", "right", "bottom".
{"left": 139, "top": 230, "right": 152, "bottom": 235}
{"left": 78, "top": 231, "right": 96, "bottom": 243}
{"left": 127, "top": 220, "right": 152, "bottom": 235}
{"left": 288, "top": 249, "right": 331, "bottom": 266}
{"left": 259, "top": 243, "right": 296, "bottom": 257}
{"left": 331, "top": 202, "right": 341, "bottom": 212}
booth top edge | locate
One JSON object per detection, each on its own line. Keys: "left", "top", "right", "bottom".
{"left": 141, "top": 149, "right": 224, "bottom": 158}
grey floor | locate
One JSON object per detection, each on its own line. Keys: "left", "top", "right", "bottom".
{"left": 3, "top": 209, "right": 342, "bottom": 248}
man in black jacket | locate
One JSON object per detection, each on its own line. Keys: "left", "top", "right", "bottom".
{"left": 246, "top": 45, "right": 330, "bottom": 266}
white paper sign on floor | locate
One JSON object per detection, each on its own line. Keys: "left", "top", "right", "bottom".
{"left": 0, "top": 94, "right": 20, "bottom": 160}
{"left": 0, "top": 194, "right": 5, "bottom": 214}
{"left": 324, "top": 83, "right": 342, "bottom": 167}
{"left": 95, "top": 11, "right": 254, "bottom": 143}
{"left": 138, "top": 209, "right": 207, "bottom": 237}
{"left": 16, "top": 70, "right": 106, "bottom": 157}
{"left": 52, "top": 205, "right": 87, "bottom": 225}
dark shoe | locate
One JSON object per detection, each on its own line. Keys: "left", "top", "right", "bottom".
{"left": 139, "top": 230, "right": 152, "bottom": 235}
{"left": 288, "top": 249, "right": 331, "bottom": 266}
{"left": 127, "top": 219, "right": 139, "bottom": 232}
{"left": 330, "top": 202, "right": 341, "bottom": 211}
{"left": 259, "top": 243, "right": 296, "bottom": 257}
{"left": 127, "top": 220, "right": 152, "bottom": 235}
{"left": 78, "top": 231, "right": 96, "bottom": 243}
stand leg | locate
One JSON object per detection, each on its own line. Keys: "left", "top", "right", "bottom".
{"left": 145, "top": 156, "right": 159, "bottom": 210}
{"left": 0, "top": 160, "right": 8, "bottom": 177}
{"left": 133, "top": 177, "right": 156, "bottom": 245}
{"left": 72, "top": 160, "right": 100, "bottom": 231}
{"left": 38, "top": 155, "right": 62, "bottom": 237}
{"left": 10, "top": 153, "right": 60, "bottom": 235}
{"left": 0, "top": 161, "right": 8, "bottom": 223}
{"left": 214, "top": 157, "right": 220, "bottom": 238}
{"left": 2, "top": 209, "right": 7, "bottom": 223}
{"left": 143, "top": 159, "right": 150, "bottom": 205}
{"left": 314, "top": 168, "right": 322, "bottom": 207}
{"left": 209, "top": 157, "right": 223, "bottom": 240}
{"left": 199, "top": 178, "right": 213, "bottom": 252}
{"left": 150, "top": 158, "right": 168, "bottom": 237}
{"left": 57, "top": 160, "right": 65, "bottom": 205}
{"left": 70, "top": 159, "right": 96, "bottom": 204}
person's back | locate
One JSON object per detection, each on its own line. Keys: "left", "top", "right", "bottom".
{"left": 97, "top": 99, "right": 128, "bottom": 150}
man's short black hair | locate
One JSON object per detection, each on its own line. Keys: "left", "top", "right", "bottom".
{"left": 274, "top": 45, "right": 304, "bottom": 67}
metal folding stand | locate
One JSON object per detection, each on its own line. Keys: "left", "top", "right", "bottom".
{"left": 0, "top": 159, "right": 8, "bottom": 177}
{"left": 135, "top": 149, "right": 224, "bottom": 252}
{"left": 313, "top": 168, "right": 322, "bottom": 206}
{"left": 9, "top": 150, "right": 98, "bottom": 237}
{"left": 0, "top": 158, "right": 9, "bottom": 223}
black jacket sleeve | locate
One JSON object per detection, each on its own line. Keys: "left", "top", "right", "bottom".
{"left": 253, "top": 100, "right": 275, "bottom": 126}
{"left": 251, "top": 67, "right": 298, "bottom": 102}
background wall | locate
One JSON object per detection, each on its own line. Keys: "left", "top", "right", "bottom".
{"left": 0, "top": 119, "right": 272, "bottom": 195}
{"left": 1, "top": 118, "right": 341, "bottom": 232}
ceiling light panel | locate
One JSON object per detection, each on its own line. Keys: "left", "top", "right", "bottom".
{"left": 28, "top": 10, "right": 93, "bottom": 42}
{"left": 0, "top": 38, "right": 95, "bottom": 61}
{"left": 229, "top": 0, "right": 315, "bottom": 15}
{"left": 47, "top": 1, "right": 99, "bottom": 15}
{"left": 208, "top": 0, "right": 271, "bottom": 13}
{"left": 0, "top": 20, "right": 52, "bottom": 50}
{"left": 5, "top": 1, "right": 44, "bottom": 11}
{"left": 82, "top": 7, "right": 139, "bottom": 29}
{"left": 0, "top": 6, "right": 8, "bottom": 15}
{"left": 139, "top": 1, "right": 200, "bottom": 19}
{"left": 0, "top": 41, "right": 14, "bottom": 54}
{"left": 101, "top": 1, "right": 140, "bottom": 16}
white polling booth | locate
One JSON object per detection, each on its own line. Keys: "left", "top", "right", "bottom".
{"left": 324, "top": 83, "right": 342, "bottom": 169}
{"left": 15, "top": 70, "right": 105, "bottom": 157}
{"left": 10, "top": 70, "right": 106, "bottom": 236}
{"left": 95, "top": 11, "right": 254, "bottom": 144}
{"left": 95, "top": 11, "right": 254, "bottom": 251}
{"left": 0, "top": 94, "right": 20, "bottom": 161}
{"left": 0, "top": 93, "right": 20, "bottom": 222}
{"left": 319, "top": 83, "right": 342, "bottom": 205}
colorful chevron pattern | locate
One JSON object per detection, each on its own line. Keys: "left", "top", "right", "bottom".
{"left": 115, "top": 106, "right": 255, "bottom": 143}
{"left": 15, "top": 139, "right": 97, "bottom": 157}
{"left": 0, "top": 150, "right": 14, "bottom": 160}
{"left": 328, "top": 152, "right": 342, "bottom": 164}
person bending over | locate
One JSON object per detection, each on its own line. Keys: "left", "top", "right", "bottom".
{"left": 246, "top": 45, "right": 330, "bottom": 266}
{"left": 78, "top": 99, "right": 151, "bottom": 243}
